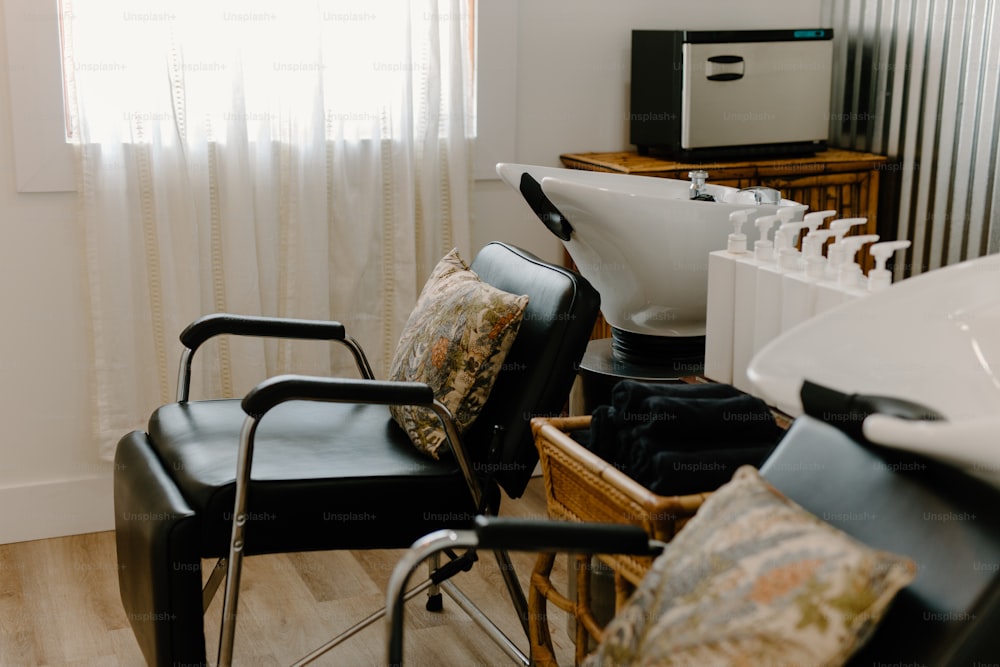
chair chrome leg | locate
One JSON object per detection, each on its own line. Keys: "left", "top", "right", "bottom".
{"left": 386, "top": 529, "right": 478, "bottom": 666}
{"left": 426, "top": 552, "right": 443, "bottom": 611}
{"left": 217, "top": 416, "right": 260, "bottom": 667}
{"left": 202, "top": 557, "right": 227, "bottom": 611}
{"left": 293, "top": 578, "right": 435, "bottom": 666}
{"left": 440, "top": 580, "right": 529, "bottom": 666}
{"left": 494, "top": 549, "right": 530, "bottom": 637}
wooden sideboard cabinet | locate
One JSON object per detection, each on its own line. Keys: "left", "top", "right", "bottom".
{"left": 560, "top": 149, "right": 886, "bottom": 225}
{"left": 559, "top": 149, "right": 888, "bottom": 340}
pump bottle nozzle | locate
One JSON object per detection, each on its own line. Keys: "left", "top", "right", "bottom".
{"left": 827, "top": 218, "right": 869, "bottom": 270}
{"left": 801, "top": 229, "right": 838, "bottom": 278}
{"left": 829, "top": 217, "right": 868, "bottom": 240}
{"left": 837, "top": 234, "right": 880, "bottom": 288}
{"left": 802, "top": 210, "right": 838, "bottom": 236}
{"left": 726, "top": 209, "right": 754, "bottom": 254}
{"left": 754, "top": 215, "right": 779, "bottom": 262}
{"left": 868, "top": 240, "right": 912, "bottom": 291}
{"left": 775, "top": 220, "right": 811, "bottom": 270}
{"left": 776, "top": 204, "right": 809, "bottom": 223}
{"left": 777, "top": 207, "right": 800, "bottom": 223}
{"left": 802, "top": 229, "right": 838, "bottom": 258}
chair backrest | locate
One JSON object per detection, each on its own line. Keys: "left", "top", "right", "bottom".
{"left": 761, "top": 415, "right": 1000, "bottom": 665}
{"left": 468, "top": 242, "right": 600, "bottom": 498}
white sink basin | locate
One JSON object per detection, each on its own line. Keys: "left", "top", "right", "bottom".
{"left": 748, "top": 252, "right": 1000, "bottom": 481}
{"left": 498, "top": 163, "right": 803, "bottom": 338}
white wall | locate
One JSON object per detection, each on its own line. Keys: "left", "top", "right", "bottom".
{"left": 0, "top": 0, "right": 821, "bottom": 544}
{"left": 473, "top": 0, "right": 823, "bottom": 264}
{"left": 0, "top": 3, "right": 113, "bottom": 542}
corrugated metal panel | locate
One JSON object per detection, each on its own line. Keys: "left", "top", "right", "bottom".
{"left": 822, "top": 0, "right": 1000, "bottom": 277}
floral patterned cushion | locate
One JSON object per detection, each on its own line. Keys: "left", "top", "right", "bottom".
{"left": 388, "top": 249, "right": 529, "bottom": 459}
{"left": 584, "top": 466, "right": 917, "bottom": 667}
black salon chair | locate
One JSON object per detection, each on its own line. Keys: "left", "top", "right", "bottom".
{"left": 112, "top": 242, "right": 600, "bottom": 666}
{"left": 387, "top": 400, "right": 1000, "bottom": 665}
{"left": 759, "top": 414, "right": 1000, "bottom": 664}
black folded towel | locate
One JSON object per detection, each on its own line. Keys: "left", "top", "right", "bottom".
{"left": 619, "top": 393, "right": 783, "bottom": 450}
{"left": 612, "top": 379, "right": 744, "bottom": 404}
{"left": 588, "top": 404, "right": 620, "bottom": 463}
{"left": 634, "top": 445, "right": 777, "bottom": 495}
{"left": 587, "top": 380, "right": 783, "bottom": 494}
{"left": 589, "top": 380, "right": 749, "bottom": 462}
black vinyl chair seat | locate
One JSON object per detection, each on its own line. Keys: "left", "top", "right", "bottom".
{"left": 148, "top": 400, "right": 476, "bottom": 556}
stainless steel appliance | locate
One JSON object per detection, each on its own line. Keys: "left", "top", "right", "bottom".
{"left": 630, "top": 29, "right": 834, "bottom": 159}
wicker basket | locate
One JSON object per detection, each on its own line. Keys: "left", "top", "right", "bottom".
{"left": 527, "top": 415, "right": 712, "bottom": 666}
{"left": 531, "top": 415, "right": 709, "bottom": 583}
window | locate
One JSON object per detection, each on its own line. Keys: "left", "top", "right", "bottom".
{"left": 4, "top": 0, "right": 510, "bottom": 191}
{"left": 60, "top": 0, "right": 474, "bottom": 145}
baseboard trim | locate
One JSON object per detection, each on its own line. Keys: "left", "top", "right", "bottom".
{"left": 0, "top": 475, "right": 114, "bottom": 544}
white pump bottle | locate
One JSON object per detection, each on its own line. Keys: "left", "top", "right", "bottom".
{"left": 753, "top": 214, "right": 803, "bottom": 368}
{"left": 732, "top": 214, "right": 779, "bottom": 393}
{"left": 780, "top": 227, "right": 839, "bottom": 332}
{"left": 704, "top": 209, "right": 754, "bottom": 383}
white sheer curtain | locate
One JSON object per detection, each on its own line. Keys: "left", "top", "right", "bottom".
{"left": 64, "top": 0, "right": 474, "bottom": 459}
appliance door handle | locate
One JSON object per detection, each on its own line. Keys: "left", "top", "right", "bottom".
{"left": 706, "top": 55, "right": 745, "bottom": 81}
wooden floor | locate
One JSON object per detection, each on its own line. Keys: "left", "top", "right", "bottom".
{"left": 0, "top": 477, "right": 578, "bottom": 666}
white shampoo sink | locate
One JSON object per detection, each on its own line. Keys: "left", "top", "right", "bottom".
{"left": 748, "top": 252, "right": 1000, "bottom": 483}
{"left": 497, "top": 163, "right": 803, "bottom": 343}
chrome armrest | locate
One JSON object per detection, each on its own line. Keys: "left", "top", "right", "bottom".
{"left": 175, "top": 313, "right": 374, "bottom": 401}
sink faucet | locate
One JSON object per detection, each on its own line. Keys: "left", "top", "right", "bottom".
{"left": 738, "top": 186, "right": 782, "bottom": 205}
{"left": 689, "top": 170, "right": 712, "bottom": 200}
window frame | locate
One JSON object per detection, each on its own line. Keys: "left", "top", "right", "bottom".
{"left": 4, "top": 0, "right": 75, "bottom": 192}
{"left": 473, "top": 1, "right": 516, "bottom": 181}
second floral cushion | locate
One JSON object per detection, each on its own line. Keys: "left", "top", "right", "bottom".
{"left": 583, "top": 465, "right": 917, "bottom": 666}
